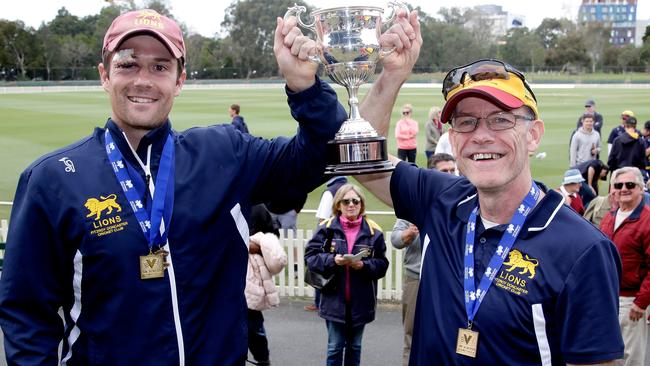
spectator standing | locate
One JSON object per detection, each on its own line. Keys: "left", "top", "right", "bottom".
{"left": 555, "top": 169, "right": 586, "bottom": 215}
{"left": 391, "top": 152, "right": 456, "bottom": 366}
{"left": 394, "top": 104, "right": 419, "bottom": 164}
{"left": 572, "top": 159, "right": 609, "bottom": 208}
{"left": 608, "top": 117, "right": 646, "bottom": 174}
{"left": 599, "top": 167, "right": 650, "bottom": 366}
{"left": 424, "top": 106, "right": 443, "bottom": 160}
{"left": 0, "top": 11, "right": 346, "bottom": 365}
{"left": 246, "top": 204, "right": 286, "bottom": 366}
{"left": 307, "top": 176, "right": 349, "bottom": 312}
{"left": 305, "top": 184, "right": 388, "bottom": 366}
{"left": 315, "top": 176, "right": 349, "bottom": 224}
{"left": 230, "top": 103, "right": 249, "bottom": 133}
{"left": 607, "top": 110, "right": 635, "bottom": 157}
{"left": 433, "top": 131, "right": 453, "bottom": 156}
{"left": 576, "top": 99, "right": 604, "bottom": 133}
{"left": 569, "top": 113, "right": 601, "bottom": 167}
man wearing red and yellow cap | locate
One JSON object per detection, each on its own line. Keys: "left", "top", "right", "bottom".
{"left": 356, "top": 9, "right": 623, "bottom": 366}
{"left": 0, "top": 9, "right": 346, "bottom": 365}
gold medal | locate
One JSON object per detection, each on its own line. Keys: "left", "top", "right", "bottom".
{"left": 456, "top": 327, "right": 479, "bottom": 358}
{"left": 140, "top": 250, "right": 165, "bottom": 279}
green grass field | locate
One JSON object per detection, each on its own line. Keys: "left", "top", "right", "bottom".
{"left": 1, "top": 83, "right": 649, "bottom": 231}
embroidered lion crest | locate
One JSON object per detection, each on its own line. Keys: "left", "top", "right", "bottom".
{"left": 502, "top": 249, "right": 539, "bottom": 279}
{"left": 85, "top": 194, "right": 122, "bottom": 220}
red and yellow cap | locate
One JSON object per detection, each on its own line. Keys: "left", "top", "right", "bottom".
{"left": 440, "top": 73, "right": 539, "bottom": 123}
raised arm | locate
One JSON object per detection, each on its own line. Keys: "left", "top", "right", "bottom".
{"left": 355, "top": 9, "right": 422, "bottom": 206}
{"left": 273, "top": 16, "right": 319, "bottom": 92}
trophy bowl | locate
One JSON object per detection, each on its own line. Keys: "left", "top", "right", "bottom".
{"left": 286, "top": 3, "right": 404, "bottom": 175}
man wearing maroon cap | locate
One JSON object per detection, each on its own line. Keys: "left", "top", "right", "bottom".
{"left": 355, "top": 9, "right": 623, "bottom": 365}
{"left": 0, "top": 9, "right": 347, "bottom": 366}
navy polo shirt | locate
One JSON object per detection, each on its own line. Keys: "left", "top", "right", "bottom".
{"left": 391, "top": 162, "right": 624, "bottom": 365}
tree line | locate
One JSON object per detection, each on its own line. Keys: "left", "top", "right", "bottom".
{"left": 1, "top": 0, "right": 649, "bottom": 82}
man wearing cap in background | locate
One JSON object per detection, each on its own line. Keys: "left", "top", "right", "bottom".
{"left": 599, "top": 167, "right": 650, "bottom": 366}
{"left": 354, "top": 10, "right": 623, "bottom": 364}
{"left": 608, "top": 116, "right": 647, "bottom": 176}
{"left": 555, "top": 168, "right": 586, "bottom": 215}
{"left": 577, "top": 99, "right": 603, "bottom": 133}
{"left": 607, "top": 110, "right": 635, "bottom": 158}
{"left": 0, "top": 9, "right": 347, "bottom": 365}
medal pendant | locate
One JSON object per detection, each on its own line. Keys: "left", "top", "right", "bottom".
{"left": 140, "top": 252, "right": 165, "bottom": 279}
{"left": 456, "top": 328, "right": 479, "bottom": 358}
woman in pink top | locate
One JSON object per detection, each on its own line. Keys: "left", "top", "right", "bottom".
{"left": 394, "top": 103, "right": 419, "bottom": 164}
{"left": 305, "top": 184, "right": 388, "bottom": 366}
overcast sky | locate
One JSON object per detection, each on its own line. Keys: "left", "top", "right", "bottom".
{"left": 3, "top": 0, "right": 649, "bottom": 37}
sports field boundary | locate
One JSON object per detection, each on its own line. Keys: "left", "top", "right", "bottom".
{"left": 2, "top": 82, "right": 650, "bottom": 95}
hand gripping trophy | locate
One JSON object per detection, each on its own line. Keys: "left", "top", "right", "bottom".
{"left": 285, "top": 2, "right": 405, "bottom": 175}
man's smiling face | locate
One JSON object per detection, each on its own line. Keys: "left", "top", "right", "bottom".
{"left": 99, "top": 34, "right": 185, "bottom": 135}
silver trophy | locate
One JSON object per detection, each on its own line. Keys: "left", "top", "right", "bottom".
{"left": 285, "top": 3, "right": 404, "bottom": 175}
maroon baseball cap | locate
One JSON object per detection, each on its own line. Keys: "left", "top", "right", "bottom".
{"left": 103, "top": 9, "right": 185, "bottom": 61}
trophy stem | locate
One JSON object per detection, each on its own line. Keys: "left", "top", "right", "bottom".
{"left": 347, "top": 84, "right": 361, "bottom": 121}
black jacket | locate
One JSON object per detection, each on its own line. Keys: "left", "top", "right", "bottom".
{"left": 305, "top": 215, "right": 388, "bottom": 327}
{"left": 608, "top": 131, "right": 646, "bottom": 172}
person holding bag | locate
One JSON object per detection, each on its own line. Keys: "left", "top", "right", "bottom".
{"left": 305, "top": 184, "right": 389, "bottom": 366}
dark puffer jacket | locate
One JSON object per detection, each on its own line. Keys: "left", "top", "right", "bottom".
{"left": 305, "top": 216, "right": 388, "bottom": 327}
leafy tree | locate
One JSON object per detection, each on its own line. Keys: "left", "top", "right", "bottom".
{"left": 535, "top": 18, "right": 574, "bottom": 50}
{"left": 144, "top": 0, "right": 173, "bottom": 17}
{"left": 580, "top": 22, "right": 610, "bottom": 73}
{"left": 0, "top": 20, "right": 37, "bottom": 80}
{"left": 221, "top": 0, "right": 311, "bottom": 78}
{"left": 616, "top": 45, "right": 641, "bottom": 72}
{"left": 437, "top": 7, "right": 467, "bottom": 27}
{"left": 544, "top": 32, "right": 589, "bottom": 72}
{"left": 499, "top": 28, "right": 544, "bottom": 72}
{"left": 49, "top": 8, "right": 93, "bottom": 36}
{"left": 35, "top": 24, "right": 63, "bottom": 80}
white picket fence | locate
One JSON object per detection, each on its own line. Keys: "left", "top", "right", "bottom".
{"left": 277, "top": 229, "right": 404, "bottom": 301}
{"left": 0, "top": 223, "right": 405, "bottom": 300}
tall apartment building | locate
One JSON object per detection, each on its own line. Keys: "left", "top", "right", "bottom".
{"left": 578, "top": 0, "right": 638, "bottom": 46}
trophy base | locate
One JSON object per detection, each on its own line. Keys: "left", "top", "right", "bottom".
{"left": 324, "top": 136, "right": 394, "bottom": 176}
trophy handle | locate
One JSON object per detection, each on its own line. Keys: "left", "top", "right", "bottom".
{"left": 380, "top": 2, "right": 409, "bottom": 58}
{"left": 284, "top": 4, "right": 315, "bottom": 30}
{"left": 383, "top": 1, "right": 409, "bottom": 25}
{"left": 284, "top": 4, "right": 321, "bottom": 63}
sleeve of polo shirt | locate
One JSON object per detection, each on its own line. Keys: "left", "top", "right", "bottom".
{"left": 390, "top": 162, "right": 426, "bottom": 225}
{"left": 556, "top": 240, "right": 624, "bottom": 364}
{"left": 390, "top": 162, "right": 456, "bottom": 227}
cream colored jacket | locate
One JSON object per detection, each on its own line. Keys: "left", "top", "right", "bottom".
{"left": 245, "top": 232, "right": 287, "bottom": 311}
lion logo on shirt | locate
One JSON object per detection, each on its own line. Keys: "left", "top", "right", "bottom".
{"left": 502, "top": 249, "right": 538, "bottom": 279}
{"left": 85, "top": 194, "right": 122, "bottom": 220}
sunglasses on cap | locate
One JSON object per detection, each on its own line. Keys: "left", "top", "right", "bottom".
{"left": 341, "top": 198, "right": 361, "bottom": 206}
{"left": 613, "top": 181, "right": 637, "bottom": 190}
{"left": 442, "top": 59, "right": 537, "bottom": 103}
